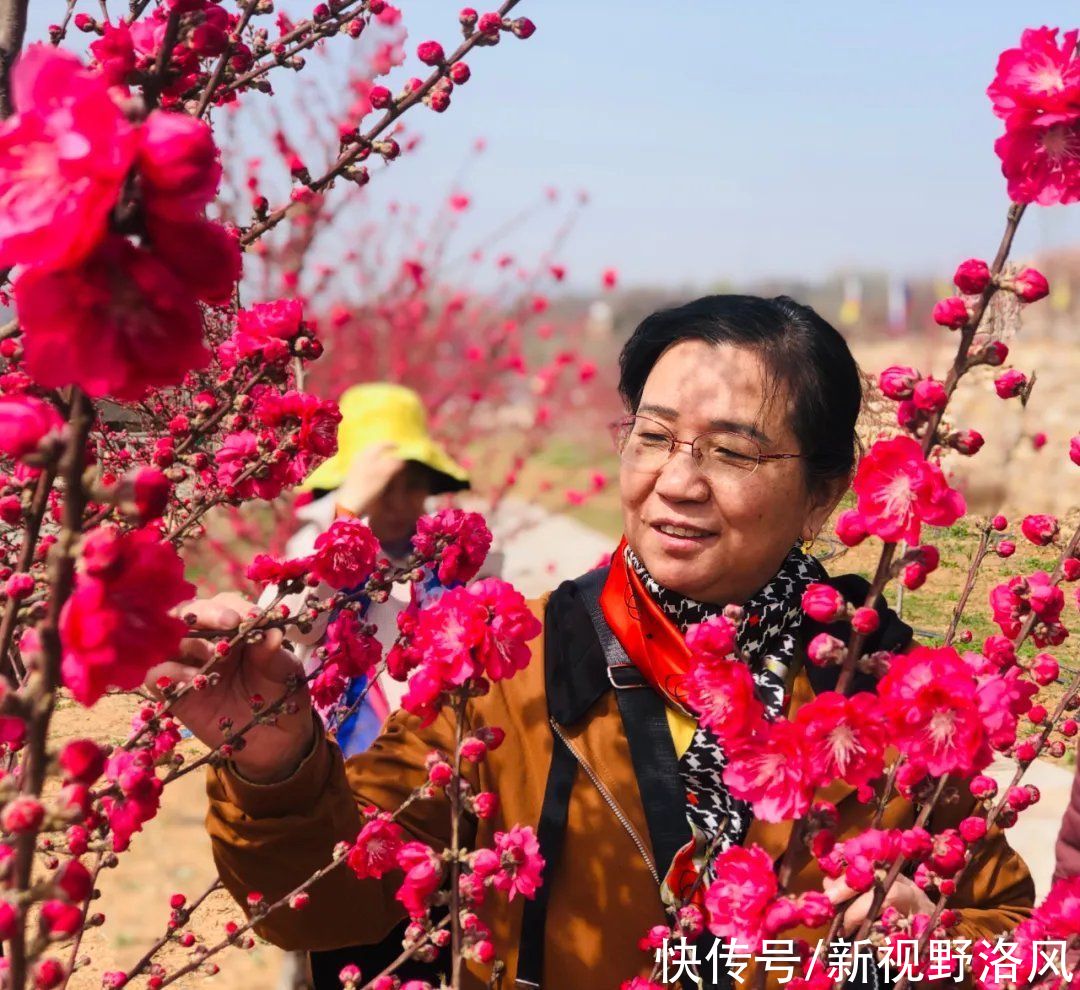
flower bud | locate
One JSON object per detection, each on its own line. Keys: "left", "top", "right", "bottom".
{"left": 58, "top": 739, "right": 106, "bottom": 785}
{"left": 994, "top": 369, "right": 1027, "bottom": 399}
{"left": 932, "top": 296, "right": 969, "bottom": 329}
{"left": 41, "top": 899, "right": 81, "bottom": 936}
{"left": 912, "top": 377, "right": 947, "bottom": 413}
{"left": 428, "top": 761, "right": 452, "bottom": 787}
{"left": 807, "top": 633, "right": 845, "bottom": 666}
{"left": 473, "top": 791, "right": 498, "bottom": 819}
{"left": 963, "top": 811, "right": 989, "bottom": 842}
{"left": 510, "top": 17, "right": 536, "bottom": 38}
{"left": 0, "top": 900, "right": 16, "bottom": 940}
{"left": 801, "top": 583, "right": 846, "bottom": 623}
{"left": 902, "top": 563, "right": 927, "bottom": 590}
{"left": 1, "top": 795, "right": 43, "bottom": 833}
{"left": 416, "top": 40, "right": 445, "bottom": 65}
{"left": 948, "top": 429, "right": 984, "bottom": 456}
{"left": 460, "top": 737, "right": 487, "bottom": 763}
{"left": 3, "top": 573, "right": 32, "bottom": 600}
{"left": 991, "top": 514, "right": 1008, "bottom": 531}
{"left": 1014, "top": 739, "right": 1038, "bottom": 763}
{"left": 1007, "top": 785, "right": 1032, "bottom": 810}
{"left": 1020, "top": 513, "right": 1058, "bottom": 547}
{"left": 338, "top": 964, "right": 361, "bottom": 989}
{"left": 834, "top": 509, "right": 867, "bottom": 547}
{"left": 878, "top": 365, "right": 920, "bottom": 401}
{"left": 851, "top": 607, "right": 879, "bottom": 635}
{"left": 996, "top": 540, "right": 1016, "bottom": 558}
{"left": 1013, "top": 267, "right": 1049, "bottom": 303}
{"left": 953, "top": 258, "right": 991, "bottom": 295}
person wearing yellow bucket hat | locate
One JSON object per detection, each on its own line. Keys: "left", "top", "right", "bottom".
{"left": 300, "top": 382, "right": 470, "bottom": 503}
{"left": 261, "top": 383, "right": 478, "bottom": 757}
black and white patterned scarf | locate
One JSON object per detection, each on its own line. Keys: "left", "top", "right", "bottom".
{"left": 625, "top": 542, "right": 828, "bottom": 869}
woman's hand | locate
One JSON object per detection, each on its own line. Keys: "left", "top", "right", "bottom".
{"left": 823, "top": 873, "right": 936, "bottom": 936}
{"left": 334, "top": 441, "right": 405, "bottom": 517}
{"left": 145, "top": 592, "right": 316, "bottom": 785}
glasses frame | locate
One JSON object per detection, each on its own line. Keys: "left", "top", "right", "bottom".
{"left": 609, "top": 414, "right": 803, "bottom": 481}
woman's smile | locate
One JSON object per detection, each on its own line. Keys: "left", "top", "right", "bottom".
{"left": 649, "top": 519, "right": 720, "bottom": 554}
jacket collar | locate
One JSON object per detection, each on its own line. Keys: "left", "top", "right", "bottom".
{"left": 543, "top": 576, "right": 612, "bottom": 726}
{"left": 542, "top": 568, "right": 912, "bottom": 726}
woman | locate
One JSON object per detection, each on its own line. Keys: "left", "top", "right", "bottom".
{"left": 165, "top": 296, "right": 1034, "bottom": 990}
{"left": 269, "top": 382, "right": 473, "bottom": 756}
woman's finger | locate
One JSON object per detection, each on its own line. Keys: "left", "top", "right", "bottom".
{"left": 838, "top": 890, "right": 874, "bottom": 935}
{"left": 172, "top": 596, "right": 243, "bottom": 632}
{"left": 143, "top": 659, "right": 206, "bottom": 695}
{"left": 174, "top": 635, "right": 214, "bottom": 667}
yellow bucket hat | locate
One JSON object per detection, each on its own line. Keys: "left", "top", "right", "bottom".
{"left": 300, "top": 383, "right": 470, "bottom": 495}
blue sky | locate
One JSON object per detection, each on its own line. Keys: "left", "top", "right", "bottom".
{"left": 28, "top": 1, "right": 1080, "bottom": 292}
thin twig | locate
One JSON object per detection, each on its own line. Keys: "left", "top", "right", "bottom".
{"left": 943, "top": 522, "right": 993, "bottom": 646}
{"left": 0, "top": 0, "right": 29, "bottom": 118}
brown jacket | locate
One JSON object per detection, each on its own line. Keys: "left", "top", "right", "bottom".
{"left": 206, "top": 591, "right": 1034, "bottom": 989}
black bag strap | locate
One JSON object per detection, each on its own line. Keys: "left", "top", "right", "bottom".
{"left": 573, "top": 569, "right": 693, "bottom": 880}
{"left": 514, "top": 726, "right": 577, "bottom": 989}
{"left": 574, "top": 571, "right": 722, "bottom": 990}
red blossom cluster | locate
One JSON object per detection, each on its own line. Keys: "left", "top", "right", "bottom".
{"left": 989, "top": 27, "right": 1080, "bottom": 204}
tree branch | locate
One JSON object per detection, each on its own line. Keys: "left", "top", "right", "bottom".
{"left": 0, "top": 0, "right": 29, "bottom": 118}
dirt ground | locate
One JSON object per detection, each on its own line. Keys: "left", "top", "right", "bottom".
{"left": 52, "top": 695, "right": 284, "bottom": 990}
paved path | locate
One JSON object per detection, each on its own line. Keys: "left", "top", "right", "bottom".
{"left": 464, "top": 495, "right": 615, "bottom": 598}
{"left": 483, "top": 498, "right": 1072, "bottom": 903}
{"left": 986, "top": 754, "right": 1072, "bottom": 901}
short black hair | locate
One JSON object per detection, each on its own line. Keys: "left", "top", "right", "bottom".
{"left": 618, "top": 294, "right": 862, "bottom": 495}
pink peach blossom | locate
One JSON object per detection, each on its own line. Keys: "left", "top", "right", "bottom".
{"left": 0, "top": 46, "right": 138, "bottom": 271}
{"left": 852, "top": 436, "right": 966, "bottom": 545}
{"left": 988, "top": 28, "right": 1080, "bottom": 119}
{"left": 60, "top": 527, "right": 194, "bottom": 706}
{"left": 0, "top": 396, "right": 62, "bottom": 461}
{"left": 347, "top": 816, "right": 404, "bottom": 880}
{"left": 137, "top": 110, "right": 222, "bottom": 219}
{"left": 15, "top": 236, "right": 209, "bottom": 401}
{"left": 995, "top": 115, "right": 1080, "bottom": 206}
{"left": 703, "top": 844, "right": 777, "bottom": 951}
{"left": 411, "top": 509, "right": 493, "bottom": 585}
{"left": 310, "top": 518, "right": 380, "bottom": 589}
{"left": 490, "top": 825, "right": 544, "bottom": 900}
{"left": 723, "top": 720, "right": 814, "bottom": 822}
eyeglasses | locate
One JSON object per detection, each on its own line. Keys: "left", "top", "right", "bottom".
{"left": 609, "top": 415, "right": 803, "bottom": 483}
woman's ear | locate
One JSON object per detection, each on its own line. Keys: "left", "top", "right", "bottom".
{"left": 802, "top": 475, "right": 852, "bottom": 542}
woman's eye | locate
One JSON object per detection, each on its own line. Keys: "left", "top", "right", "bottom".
{"left": 707, "top": 443, "right": 755, "bottom": 463}
{"left": 637, "top": 433, "right": 670, "bottom": 446}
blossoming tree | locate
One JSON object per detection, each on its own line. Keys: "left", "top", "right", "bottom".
{"left": 0, "top": 2, "right": 548, "bottom": 988}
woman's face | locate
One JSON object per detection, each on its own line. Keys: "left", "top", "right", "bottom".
{"left": 620, "top": 339, "right": 841, "bottom": 606}
{"left": 366, "top": 463, "right": 432, "bottom": 548}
